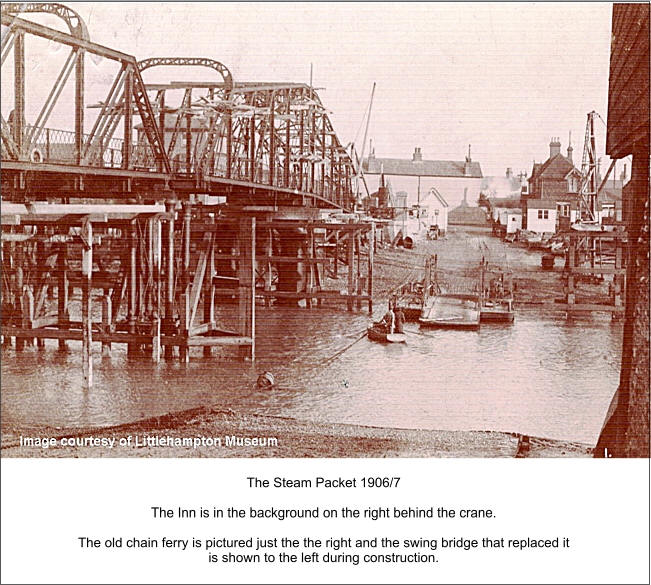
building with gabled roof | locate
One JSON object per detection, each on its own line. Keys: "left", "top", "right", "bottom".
{"left": 362, "top": 147, "right": 483, "bottom": 212}
{"left": 418, "top": 186, "right": 449, "bottom": 235}
{"left": 522, "top": 137, "right": 582, "bottom": 231}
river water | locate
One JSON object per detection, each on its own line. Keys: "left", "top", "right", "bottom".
{"left": 1, "top": 306, "right": 622, "bottom": 445}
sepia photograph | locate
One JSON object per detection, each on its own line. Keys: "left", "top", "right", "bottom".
{"left": 1, "top": 1, "right": 648, "bottom": 459}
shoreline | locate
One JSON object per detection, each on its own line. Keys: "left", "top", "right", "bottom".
{"left": 1, "top": 225, "right": 609, "bottom": 459}
{"left": 1, "top": 405, "right": 594, "bottom": 458}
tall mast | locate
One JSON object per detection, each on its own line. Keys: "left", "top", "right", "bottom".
{"left": 355, "top": 82, "right": 376, "bottom": 209}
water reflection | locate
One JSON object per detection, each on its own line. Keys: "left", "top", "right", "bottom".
{"left": 1, "top": 307, "right": 622, "bottom": 444}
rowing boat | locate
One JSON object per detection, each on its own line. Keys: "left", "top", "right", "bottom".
{"left": 367, "top": 325, "right": 407, "bottom": 343}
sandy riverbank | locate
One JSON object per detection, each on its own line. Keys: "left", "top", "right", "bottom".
{"left": 1, "top": 406, "right": 593, "bottom": 458}
{"left": 1, "top": 225, "right": 605, "bottom": 459}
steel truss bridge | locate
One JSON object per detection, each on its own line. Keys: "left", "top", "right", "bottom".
{"left": 1, "top": 5, "right": 372, "bottom": 384}
{"left": 1, "top": 3, "right": 358, "bottom": 209}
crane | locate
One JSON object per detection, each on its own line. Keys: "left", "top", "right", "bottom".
{"left": 577, "top": 111, "right": 600, "bottom": 222}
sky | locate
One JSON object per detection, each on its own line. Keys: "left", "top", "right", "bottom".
{"left": 2, "top": 2, "right": 623, "bottom": 179}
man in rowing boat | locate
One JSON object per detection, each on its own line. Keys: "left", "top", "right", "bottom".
{"left": 378, "top": 302, "right": 396, "bottom": 334}
{"left": 394, "top": 307, "right": 405, "bottom": 334}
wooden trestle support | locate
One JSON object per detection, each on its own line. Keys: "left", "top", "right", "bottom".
{"left": 1, "top": 203, "right": 374, "bottom": 388}
{"left": 561, "top": 229, "right": 627, "bottom": 318}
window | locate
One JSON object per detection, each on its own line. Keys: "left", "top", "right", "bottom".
{"left": 537, "top": 209, "right": 549, "bottom": 220}
{"left": 602, "top": 204, "right": 615, "bottom": 218}
{"left": 558, "top": 203, "right": 570, "bottom": 217}
{"left": 568, "top": 176, "right": 578, "bottom": 193}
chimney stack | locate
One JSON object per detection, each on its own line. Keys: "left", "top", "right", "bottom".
{"left": 549, "top": 137, "right": 561, "bottom": 159}
{"left": 567, "top": 130, "right": 573, "bottom": 163}
{"left": 412, "top": 147, "right": 422, "bottom": 162}
{"left": 464, "top": 144, "right": 472, "bottom": 176}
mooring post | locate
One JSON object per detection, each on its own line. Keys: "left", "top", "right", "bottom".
{"left": 567, "top": 240, "right": 576, "bottom": 309}
{"left": 81, "top": 219, "right": 93, "bottom": 390}
{"left": 238, "top": 217, "right": 256, "bottom": 360}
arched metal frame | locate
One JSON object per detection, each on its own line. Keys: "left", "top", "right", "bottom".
{"left": 1, "top": 2, "right": 90, "bottom": 40}
{"left": 137, "top": 57, "right": 233, "bottom": 92}
{"left": 138, "top": 57, "right": 234, "bottom": 175}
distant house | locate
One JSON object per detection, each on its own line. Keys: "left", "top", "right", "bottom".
{"left": 493, "top": 207, "right": 522, "bottom": 234}
{"left": 418, "top": 187, "right": 449, "bottom": 235}
{"left": 363, "top": 147, "right": 483, "bottom": 211}
{"left": 448, "top": 193, "right": 489, "bottom": 226}
{"left": 525, "top": 199, "right": 557, "bottom": 234}
{"left": 522, "top": 137, "right": 582, "bottom": 231}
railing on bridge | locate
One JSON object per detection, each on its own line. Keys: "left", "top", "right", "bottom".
{"left": 1, "top": 5, "right": 356, "bottom": 209}
{"left": 25, "top": 125, "right": 124, "bottom": 168}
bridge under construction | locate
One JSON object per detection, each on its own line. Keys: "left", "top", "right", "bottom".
{"left": 1, "top": 3, "right": 375, "bottom": 388}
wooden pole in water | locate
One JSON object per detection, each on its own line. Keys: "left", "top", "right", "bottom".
{"left": 81, "top": 219, "right": 93, "bottom": 390}
{"left": 347, "top": 228, "right": 354, "bottom": 311}
{"left": 203, "top": 227, "right": 215, "bottom": 357}
{"left": 164, "top": 202, "right": 175, "bottom": 359}
{"left": 334, "top": 230, "right": 339, "bottom": 277}
{"left": 57, "top": 244, "right": 68, "bottom": 350}
{"left": 238, "top": 217, "right": 255, "bottom": 360}
{"left": 307, "top": 223, "right": 314, "bottom": 308}
{"left": 424, "top": 256, "right": 431, "bottom": 297}
{"left": 151, "top": 217, "right": 162, "bottom": 363}
{"left": 264, "top": 227, "right": 273, "bottom": 307}
{"left": 355, "top": 231, "right": 362, "bottom": 310}
{"left": 14, "top": 262, "right": 24, "bottom": 351}
{"left": 128, "top": 220, "right": 138, "bottom": 356}
{"left": 101, "top": 295, "right": 112, "bottom": 357}
{"left": 367, "top": 224, "right": 374, "bottom": 313}
{"left": 179, "top": 291, "right": 189, "bottom": 363}
{"left": 183, "top": 201, "right": 192, "bottom": 284}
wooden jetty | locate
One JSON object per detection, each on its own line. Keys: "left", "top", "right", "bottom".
{"left": 558, "top": 227, "right": 627, "bottom": 318}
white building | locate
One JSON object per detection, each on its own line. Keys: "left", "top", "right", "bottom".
{"left": 363, "top": 147, "right": 483, "bottom": 211}
{"left": 526, "top": 200, "right": 557, "bottom": 234}
{"left": 494, "top": 208, "right": 522, "bottom": 234}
